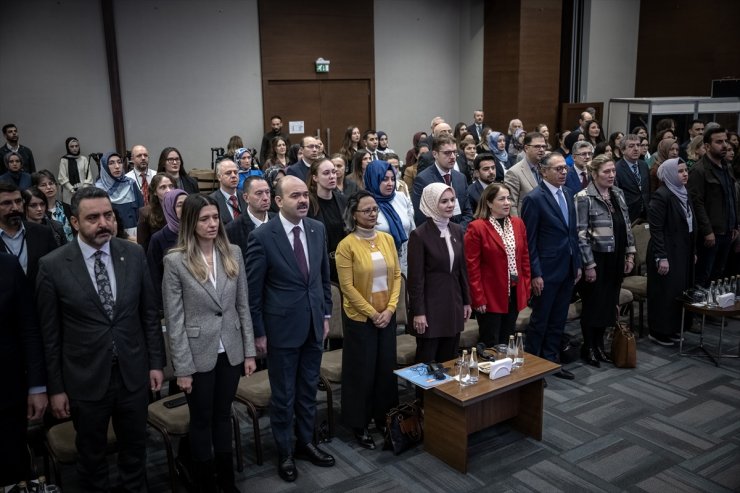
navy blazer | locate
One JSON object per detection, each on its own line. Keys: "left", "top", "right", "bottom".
{"left": 565, "top": 166, "right": 589, "bottom": 196}
{"left": 615, "top": 158, "right": 651, "bottom": 222}
{"left": 521, "top": 183, "right": 581, "bottom": 283}
{"left": 412, "top": 165, "right": 473, "bottom": 230}
{"left": 225, "top": 211, "right": 276, "bottom": 265}
{"left": 246, "top": 216, "right": 332, "bottom": 347}
{"left": 467, "top": 180, "right": 485, "bottom": 215}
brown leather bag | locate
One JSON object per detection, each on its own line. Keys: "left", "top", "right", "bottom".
{"left": 612, "top": 320, "right": 637, "bottom": 368}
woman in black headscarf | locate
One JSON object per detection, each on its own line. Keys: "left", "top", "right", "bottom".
{"left": 57, "top": 137, "right": 93, "bottom": 203}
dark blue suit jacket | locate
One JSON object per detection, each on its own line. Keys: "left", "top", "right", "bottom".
{"left": 521, "top": 183, "right": 581, "bottom": 283}
{"left": 565, "top": 166, "right": 589, "bottom": 197}
{"left": 412, "top": 165, "right": 473, "bottom": 230}
{"left": 246, "top": 215, "right": 332, "bottom": 347}
{"left": 615, "top": 158, "right": 650, "bottom": 222}
{"left": 466, "top": 180, "right": 485, "bottom": 215}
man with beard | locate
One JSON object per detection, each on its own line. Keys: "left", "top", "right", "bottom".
{"left": 0, "top": 124, "right": 36, "bottom": 174}
{"left": 246, "top": 175, "right": 334, "bottom": 482}
{"left": 467, "top": 153, "right": 498, "bottom": 214}
{"left": 125, "top": 145, "right": 156, "bottom": 206}
{"left": 0, "top": 182, "right": 57, "bottom": 284}
{"left": 504, "top": 132, "right": 548, "bottom": 216}
{"left": 259, "top": 115, "right": 291, "bottom": 165}
{"left": 35, "top": 186, "right": 165, "bottom": 492}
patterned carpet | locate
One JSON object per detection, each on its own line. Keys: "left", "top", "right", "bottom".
{"left": 50, "top": 316, "right": 740, "bottom": 492}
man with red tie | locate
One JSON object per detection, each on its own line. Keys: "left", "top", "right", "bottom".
{"left": 209, "top": 158, "right": 246, "bottom": 225}
{"left": 125, "top": 145, "right": 156, "bottom": 206}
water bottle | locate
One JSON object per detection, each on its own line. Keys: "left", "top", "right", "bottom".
{"left": 459, "top": 350, "right": 471, "bottom": 386}
{"left": 708, "top": 281, "right": 717, "bottom": 306}
{"left": 507, "top": 335, "right": 517, "bottom": 365}
{"left": 469, "top": 347, "right": 479, "bottom": 384}
{"left": 514, "top": 332, "right": 525, "bottom": 368}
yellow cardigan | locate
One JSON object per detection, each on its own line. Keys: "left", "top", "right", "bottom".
{"left": 335, "top": 232, "right": 401, "bottom": 322}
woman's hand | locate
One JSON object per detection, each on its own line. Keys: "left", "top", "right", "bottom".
{"left": 177, "top": 376, "right": 193, "bottom": 394}
{"left": 657, "top": 259, "right": 669, "bottom": 275}
{"left": 463, "top": 305, "right": 472, "bottom": 321}
{"left": 585, "top": 266, "right": 597, "bottom": 282}
{"left": 475, "top": 305, "right": 487, "bottom": 314}
{"left": 244, "top": 357, "right": 256, "bottom": 376}
{"left": 374, "top": 309, "right": 393, "bottom": 328}
{"left": 413, "top": 315, "right": 428, "bottom": 334}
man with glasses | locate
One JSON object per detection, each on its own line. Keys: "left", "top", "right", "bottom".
{"left": 521, "top": 153, "right": 581, "bottom": 380}
{"left": 412, "top": 135, "right": 473, "bottom": 230}
{"left": 286, "top": 136, "right": 319, "bottom": 182}
{"left": 615, "top": 134, "right": 650, "bottom": 223}
{"left": 565, "top": 141, "right": 594, "bottom": 192}
{"left": 504, "top": 132, "right": 548, "bottom": 216}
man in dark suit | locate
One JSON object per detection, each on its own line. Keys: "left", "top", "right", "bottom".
{"left": 469, "top": 109, "right": 488, "bottom": 145}
{"left": 412, "top": 134, "right": 473, "bottom": 230}
{"left": 246, "top": 175, "right": 334, "bottom": 482}
{"left": 286, "top": 136, "right": 319, "bottom": 182}
{"left": 467, "top": 153, "right": 497, "bottom": 214}
{"left": 226, "top": 175, "right": 276, "bottom": 265}
{"left": 565, "top": 141, "right": 593, "bottom": 194}
{"left": 521, "top": 153, "right": 582, "bottom": 380}
{"left": 615, "top": 134, "right": 651, "bottom": 223}
{"left": 0, "top": 253, "right": 47, "bottom": 485}
{"left": 0, "top": 123, "right": 36, "bottom": 174}
{"left": 209, "top": 158, "right": 246, "bottom": 225}
{"left": 35, "top": 187, "right": 166, "bottom": 492}
{"left": 0, "top": 182, "right": 58, "bottom": 285}
{"left": 259, "top": 115, "right": 291, "bottom": 165}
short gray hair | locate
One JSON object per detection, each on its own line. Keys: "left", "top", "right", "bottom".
{"left": 572, "top": 140, "right": 593, "bottom": 155}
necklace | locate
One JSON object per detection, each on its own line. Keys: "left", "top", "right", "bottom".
{"left": 365, "top": 238, "right": 377, "bottom": 250}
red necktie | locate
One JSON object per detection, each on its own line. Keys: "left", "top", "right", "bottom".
{"left": 443, "top": 174, "right": 451, "bottom": 186}
{"left": 292, "top": 226, "right": 309, "bottom": 282}
{"left": 580, "top": 171, "right": 588, "bottom": 189}
{"left": 140, "top": 173, "right": 149, "bottom": 205}
{"left": 229, "top": 195, "right": 241, "bottom": 219}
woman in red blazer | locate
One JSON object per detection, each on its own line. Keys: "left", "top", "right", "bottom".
{"left": 465, "top": 183, "right": 531, "bottom": 347}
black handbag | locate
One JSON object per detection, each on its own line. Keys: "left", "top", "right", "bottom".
{"left": 383, "top": 400, "right": 423, "bottom": 455}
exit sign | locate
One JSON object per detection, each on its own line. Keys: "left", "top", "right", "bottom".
{"left": 315, "top": 57, "right": 330, "bottom": 73}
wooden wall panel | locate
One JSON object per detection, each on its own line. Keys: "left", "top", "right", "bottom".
{"left": 635, "top": 0, "right": 740, "bottom": 97}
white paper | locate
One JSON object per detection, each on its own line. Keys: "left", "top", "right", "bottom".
{"left": 289, "top": 121, "right": 304, "bottom": 134}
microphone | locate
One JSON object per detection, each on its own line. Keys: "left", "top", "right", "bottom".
{"left": 476, "top": 342, "right": 496, "bottom": 361}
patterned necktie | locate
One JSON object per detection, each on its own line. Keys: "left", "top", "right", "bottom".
{"left": 229, "top": 195, "right": 241, "bottom": 219}
{"left": 140, "top": 172, "right": 149, "bottom": 205}
{"left": 292, "top": 226, "right": 309, "bottom": 282}
{"left": 632, "top": 164, "right": 642, "bottom": 190}
{"left": 443, "top": 174, "right": 451, "bottom": 186}
{"left": 94, "top": 251, "right": 118, "bottom": 358}
{"left": 556, "top": 189, "right": 569, "bottom": 226}
{"left": 580, "top": 171, "right": 588, "bottom": 189}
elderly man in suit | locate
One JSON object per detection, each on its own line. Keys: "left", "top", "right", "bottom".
{"left": 35, "top": 186, "right": 166, "bottom": 492}
{"left": 469, "top": 109, "right": 488, "bottom": 145}
{"left": 521, "top": 153, "right": 582, "bottom": 380}
{"left": 615, "top": 134, "right": 651, "bottom": 223}
{"left": 246, "top": 175, "right": 334, "bottom": 482}
{"left": 0, "top": 253, "right": 47, "bottom": 485}
{"left": 226, "top": 175, "right": 276, "bottom": 265}
{"left": 504, "top": 132, "right": 548, "bottom": 216}
{"left": 0, "top": 182, "right": 58, "bottom": 285}
{"left": 412, "top": 134, "right": 473, "bottom": 230}
{"left": 210, "top": 158, "right": 247, "bottom": 225}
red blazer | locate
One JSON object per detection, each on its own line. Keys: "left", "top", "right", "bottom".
{"left": 464, "top": 216, "right": 531, "bottom": 314}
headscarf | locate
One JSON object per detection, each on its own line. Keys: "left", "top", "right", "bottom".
{"left": 95, "top": 151, "right": 137, "bottom": 204}
{"left": 264, "top": 166, "right": 285, "bottom": 193}
{"left": 64, "top": 137, "right": 81, "bottom": 186}
{"left": 420, "top": 182, "right": 454, "bottom": 231}
{"left": 377, "top": 131, "right": 388, "bottom": 152}
{"left": 163, "top": 188, "right": 187, "bottom": 234}
{"left": 509, "top": 128, "right": 526, "bottom": 154}
{"left": 3, "top": 151, "right": 23, "bottom": 179}
{"left": 489, "top": 131, "right": 508, "bottom": 164}
{"left": 657, "top": 158, "right": 689, "bottom": 207}
{"left": 655, "top": 138, "right": 675, "bottom": 165}
{"left": 363, "top": 160, "right": 407, "bottom": 250}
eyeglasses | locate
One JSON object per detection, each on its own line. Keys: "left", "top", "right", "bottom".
{"left": 357, "top": 207, "right": 380, "bottom": 215}
{"left": 527, "top": 144, "right": 547, "bottom": 150}
{"left": 439, "top": 150, "right": 457, "bottom": 156}
{"left": 545, "top": 166, "right": 568, "bottom": 173}
{"left": 166, "top": 157, "right": 181, "bottom": 163}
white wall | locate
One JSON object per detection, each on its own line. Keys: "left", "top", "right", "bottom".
{"left": 0, "top": 0, "right": 114, "bottom": 174}
{"left": 114, "top": 0, "right": 262, "bottom": 170}
{"left": 581, "top": 0, "right": 641, "bottom": 132}
{"left": 374, "top": 0, "right": 484, "bottom": 157}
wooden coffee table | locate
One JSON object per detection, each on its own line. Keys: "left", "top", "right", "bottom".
{"left": 423, "top": 353, "right": 560, "bottom": 473}
{"left": 679, "top": 300, "right": 740, "bottom": 367}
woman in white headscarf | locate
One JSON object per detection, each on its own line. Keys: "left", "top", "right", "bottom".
{"left": 407, "top": 183, "right": 472, "bottom": 364}
{"left": 647, "top": 158, "right": 697, "bottom": 346}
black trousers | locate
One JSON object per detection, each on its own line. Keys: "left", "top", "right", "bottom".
{"left": 414, "top": 333, "right": 461, "bottom": 365}
{"left": 70, "top": 364, "right": 149, "bottom": 493}
{"left": 0, "top": 399, "right": 31, "bottom": 484}
{"left": 476, "top": 287, "right": 519, "bottom": 346}
{"left": 341, "top": 316, "right": 399, "bottom": 429}
{"left": 186, "top": 353, "right": 241, "bottom": 462}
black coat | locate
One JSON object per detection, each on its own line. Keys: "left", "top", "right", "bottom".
{"left": 225, "top": 211, "right": 276, "bottom": 265}
{"left": 615, "top": 158, "right": 651, "bottom": 223}
{"left": 646, "top": 187, "right": 697, "bottom": 336}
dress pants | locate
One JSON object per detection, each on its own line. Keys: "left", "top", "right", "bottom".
{"left": 341, "top": 316, "right": 398, "bottom": 429}
{"left": 186, "top": 353, "right": 242, "bottom": 461}
{"left": 695, "top": 232, "right": 732, "bottom": 287}
{"left": 476, "top": 288, "right": 519, "bottom": 346}
{"left": 414, "top": 333, "right": 461, "bottom": 364}
{"left": 70, "top": 363, "right": 148, "bottom": 493}
{"left": 526, "top": 275, "right": 573, "bottom": 362}
{"left": 0, "top": 399, "right": 30, "bottom": 484}
{"left": 266, "top": 326, "right": 323, "bottom": 456}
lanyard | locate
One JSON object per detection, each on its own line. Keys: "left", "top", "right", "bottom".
{"left": 0, "top": 230, "right": 26, "bottom": 259}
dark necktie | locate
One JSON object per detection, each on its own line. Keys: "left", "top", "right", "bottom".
{"left": 632, "top": 164, "right": 642, "bottom": 190}
{"left": 94, "top": 251, "right": 118, "bottom": 358}
{"left": 229, "top": 195, "right": 241, "bottom": 219}
{"left": 140, "top": 172, "right": 149, "bottom": 205}
{"left": 531, "top": 166, "right": 541, "bottom": 184}
{"left": 292, "top": 226, "right": 309, "bottom": 282}
{"left": 443, "top": 174, "right": 451, "bottom": 186}
{"left": 580, "top": 171, "right": 588, "bottom": 189}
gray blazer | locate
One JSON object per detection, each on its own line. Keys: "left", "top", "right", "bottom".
{"left": 162, "top": 244, "right": 255, "bottom": 376}
{"left": 504, "top": 159, "right": 539, "bottom": 217}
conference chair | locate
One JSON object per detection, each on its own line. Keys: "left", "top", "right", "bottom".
{"left": 621, "top": 222, "right": 650, "bottom": 336}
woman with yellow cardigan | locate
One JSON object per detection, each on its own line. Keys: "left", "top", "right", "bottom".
{"left": 336, "top": 190, "right": 401, "bottom": 451}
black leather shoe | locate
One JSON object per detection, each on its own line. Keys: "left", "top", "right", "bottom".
{"left": 278, "top": 455, "right": 297, "bottom": 482}
{"left": 295, "top": 443, "right": 335, "bottom": 467}
{"left": 595, "top": 347, "right": 613, "bottom": 364}
{"left": 354, "top": 429, "right": 376, "bottom": 450}
{"left": 582, "top": 348, "right": 600, "bottom": 368}
{"left": 553, "top": 368, "right": 575, "bottom": 380}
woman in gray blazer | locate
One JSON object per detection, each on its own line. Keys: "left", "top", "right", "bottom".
{"left": 163, "top": 194, "right": 256, "bottom": 492}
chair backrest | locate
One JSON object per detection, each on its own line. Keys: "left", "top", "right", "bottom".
{"left": 631, "top": 222, "right": 651, "bottom": 267}
{"left": 189, "top": 168, "right": 217, "bottom": 193}
{"left": 396, "top": 274, "right": 408, "bottom": 326}
{"left": 328, "top": 282, "right": 344, "bottom": 338}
